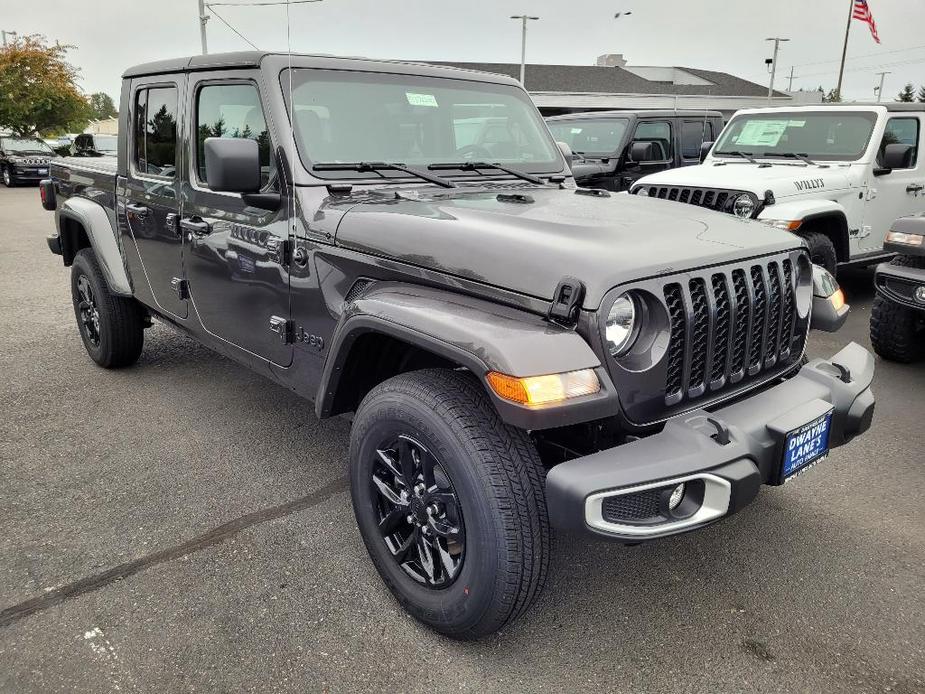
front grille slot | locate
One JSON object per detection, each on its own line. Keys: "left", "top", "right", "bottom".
{"left": 661, "top": 254, "right": 803, "bottom": 406}
{"left": 639, "top": 185, "right": 755, "bottom": 214}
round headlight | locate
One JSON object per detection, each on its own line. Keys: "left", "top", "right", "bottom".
{"left": 732, "top": 194, "right": 756, "bottom": 219}
{"left": 606, "top": 293, "right": 639, "bottom": 357}
{"left": 635, "top": 187, "right": 649, "bottom": 197}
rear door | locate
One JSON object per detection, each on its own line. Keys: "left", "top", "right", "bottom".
{"left": 679, "top": 119, "right": 710, "bottom": 167}
{"left": 864, "top": 114, "right": 925, "bottom": 252}
{"left": 122, "top": 77, "right": 187, "bottom": 319}
{"left": 180, "top": 72, "right": 292, "bottom": 367}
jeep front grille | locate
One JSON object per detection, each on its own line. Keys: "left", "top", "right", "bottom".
{"left": 662, "top": 257, "right": 800, "bottom": 406}
{"left": 640, "top": 186, "right": 751, "bottom": 214}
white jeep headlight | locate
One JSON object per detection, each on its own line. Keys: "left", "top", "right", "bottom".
{"left": 732, "top": 194, "right": 756, "bottom": 219}
{"left": 606, "top": 293, "right": 639, "bottom": 357}
{"left": 635, "top": 187, "right": 649, "bottom": 197}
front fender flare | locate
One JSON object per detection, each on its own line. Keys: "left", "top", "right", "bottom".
{"left": 316, "top": 283, "right": 620, "bottom": 430}
{"left": 58, "top": 197, "right": 132, "bottom": 296}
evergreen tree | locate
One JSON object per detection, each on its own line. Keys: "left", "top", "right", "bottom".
{"left": 896, "top": 83, "right": 916, "bottom": 102}
{"left": 918, "top": 85, "right": 925, "bottom": 103}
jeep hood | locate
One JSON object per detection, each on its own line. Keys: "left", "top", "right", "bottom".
{"left": 636, "top": 162, "right": 854, "bottom": 202}
{"left": 333, "top": 187, "right": 802, "bottom": 308}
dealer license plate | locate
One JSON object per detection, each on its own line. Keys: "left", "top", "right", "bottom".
{"left": 782, "top": 410, "right": 833, "bottom": 481}
{"left": 38, "top": 168, "right": 48, "bottom": 175}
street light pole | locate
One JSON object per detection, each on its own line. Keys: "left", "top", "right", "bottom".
{"left": 510, "top": 15, "right": 539, "bottom": 86}
{"left": 875, "top": 71, "right": 890, "bottom": 102}
{"left": 1, "top": 30, "right": 18, "bottom": 47}
{"left": 765, "top": 37, "right": 790, "bottom": 105}
{"left": 198, "top": 0, "right": 209, "bottom": 55}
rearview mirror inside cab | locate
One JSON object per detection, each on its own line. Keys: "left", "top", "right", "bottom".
{"left": 204, "top": 137, "right": 261, "bottom": 193}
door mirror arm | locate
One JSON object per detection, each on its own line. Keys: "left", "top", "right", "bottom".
{"left": 242, "top": 192, "right": 282, "bottom": 211}
{"left": 872, "top": 167, "right": 892, "bottom": 177}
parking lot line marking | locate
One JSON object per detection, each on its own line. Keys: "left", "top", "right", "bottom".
{"left": 0, "top": 477, "right": 349, "bottom": 629}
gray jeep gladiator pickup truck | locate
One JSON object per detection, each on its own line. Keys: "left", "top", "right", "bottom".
{"left": 42, "top": 51, "right": 875, "bottom": 639}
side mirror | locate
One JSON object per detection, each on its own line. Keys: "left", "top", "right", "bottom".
{"left": 629, "top": 141, "right": 658, "bottom": 163}
{"left": 557, "top": 141, "right": 574, "bottom": 169}
{"left": 810, "top": 265, "right": 849, "bottom": 332}
{"left": 204, "top": 137, "right": 261, "bottom": 193}
{"left": 700, "top": 140, "right": 714, "bottom": 162}
{"left": 879, "top": 143, "right": 913, "bottom": 172}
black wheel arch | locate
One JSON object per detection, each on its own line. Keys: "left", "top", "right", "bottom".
{"left": 800, "top": 212, "right": 850, "bottom": 263}
{"left": 58, "top": 214, "right": 92, "bottom": 267}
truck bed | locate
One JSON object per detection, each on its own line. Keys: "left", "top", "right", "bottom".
{"left": 50, "top": 156, "right": 118, "bottom": 212}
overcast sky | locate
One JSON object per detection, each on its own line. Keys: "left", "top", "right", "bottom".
{"left": 5, "top": 0, "right": 925, "bottom": 102}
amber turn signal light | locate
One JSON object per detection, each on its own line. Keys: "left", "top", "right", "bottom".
{"left": 486, "top": 369, "right": 601, "bottom": 407}
{"left": 829, "top": 288, "right": 845, "bottom": 312}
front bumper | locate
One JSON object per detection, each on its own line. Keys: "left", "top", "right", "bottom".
{"left": 874, "top": 261, "right": 925, "bottom": 312}
{"left": 546, "top": 342, "right": 875, "bottom": 541}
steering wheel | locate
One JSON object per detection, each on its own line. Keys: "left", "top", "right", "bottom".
{"left": 454, "top": 144, "right": 493, "bottom": 161}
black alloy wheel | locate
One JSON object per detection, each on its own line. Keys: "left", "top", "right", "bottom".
{"left": 372, "top": 434, "right": 465, "bottom": 588}
{"left": 75, "top": 274, "right": 102, "bottom": 348}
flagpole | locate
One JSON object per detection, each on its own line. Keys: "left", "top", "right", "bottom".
{"left": 835, "top": 0, "right": 854, "bottom": 99}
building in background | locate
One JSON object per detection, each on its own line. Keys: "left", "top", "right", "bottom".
{"left": 436, "top": 54, "right": 822, "bottom": 119}
{"left": 83, "top": 117, "right": 119, "bottom": 135}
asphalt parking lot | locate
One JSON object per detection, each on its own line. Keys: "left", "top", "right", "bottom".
{"left": 0, "top": 183, "right": 923, "bottom": 694}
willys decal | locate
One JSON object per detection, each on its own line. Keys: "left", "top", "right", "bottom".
{"left": 794, "top": 178, "right": 825, "bottom": 192}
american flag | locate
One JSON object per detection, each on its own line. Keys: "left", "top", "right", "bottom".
{"left": 853, "top": 0, "right": 880, "bottom": 44}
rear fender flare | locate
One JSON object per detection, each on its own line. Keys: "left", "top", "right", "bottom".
{"left": 58, "top": 197, "right": 131, "bottom": 296}
{"left": 315, "top": 283, "right": 619, "bottom": 430}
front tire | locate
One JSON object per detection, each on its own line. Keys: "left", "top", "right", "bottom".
{"left": 2, "top": 165, "right": 14, "bottom": 187}
{"left": 799, "top": 230, "right": 838, "bottom": 276}
{"left": 349, "top": 369, "right": 550, "bottom": 639}
{"left": 71, "top": 248, "right": 145, "bottom": 368}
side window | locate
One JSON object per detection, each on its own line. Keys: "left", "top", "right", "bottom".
{"left": 880, "top": 117, "right": 920, "bottom": 168}
{"left": 681, "top": 121, "right": 707, "bottom": 159}
{"left": 133, "top": 86, "right": 178, "bottom": 178}
{"left": 633, "top": 121, "right": 672, "bottom": 161}
{"left": 196, "top": 83, "right": 274, "bottom": 188}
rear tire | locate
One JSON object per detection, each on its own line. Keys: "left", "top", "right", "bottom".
{"left": 870, "top": 256, "right": 925, "bottom": 363}
{"left": 799, "top": 230, "right": 838, "bottom": 276}
{"left": 349, "top": 368, "right": 550, "bottom": 639}
{"left": 71, "top": 248, "right": 145, "bottom": 368}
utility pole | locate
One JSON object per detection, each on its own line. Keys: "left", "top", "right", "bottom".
{"left": 765, "top": 37, "right": 790, "bottom": 105}
{"left": 510, "top": 15, "right": 539, "bottom": 86}
{"left": 1, "top": 30, "right": 18, "bottom": 47}
{"left": 198, "top": 0, "right": 209, "bottom": 55}
{"left": 835, "top": 0, "right": 854, "bottom": 100}
{"left": 788, "top": 66, "right": 795, "bottom": 91}
{"left": 875, "top": 71, "right": 890, "bottom": 102}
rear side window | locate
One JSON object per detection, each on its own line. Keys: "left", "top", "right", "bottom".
{"left": 633, "top": 121, "right": 672, "bottom": 161}
{"left": 196, "top": 83, "right": 274, "bottom": 188}
{"left": 681, "top": 121, "right": 708, "bottom": 158}
{"left": 133, "top": 86, "right": 178, "bottom": 178}
{"left": 880, "top": 117, "right": 920, "bottom": 168}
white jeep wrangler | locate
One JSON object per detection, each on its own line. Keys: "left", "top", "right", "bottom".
{"left": 630, "top": 104, "right": 925, "bottom": 275}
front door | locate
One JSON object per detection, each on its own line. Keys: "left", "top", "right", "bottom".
{"left": 180, "top": 74, "right": 292, "bottom": 367}
{"left": 864, "top": 114, "right": 925, "bottom": 253}
{"left": 621, "top": 119, "right": 675, "bottom": 190}
{"left": 122, "top": 78, "right": 188, "bottom": 319}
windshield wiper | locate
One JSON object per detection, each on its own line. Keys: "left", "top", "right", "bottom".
{"left": 312, "top": 162, "right": 456, "bottom": 189}
{"left": 427, "top": 161, "right": 545, "bottom": 185}
{"left": 714, "top": 150, "right": 761, "bottom": 164}
{"left": 766, "top": 151, "right": 825, "bottom": 167}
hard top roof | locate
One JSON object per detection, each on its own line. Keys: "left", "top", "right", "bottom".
{"left": 122, "top": 51, "right": 520, "bottom": 86}
{"left": 546, "top": 109, "right": 723, "bottom": 121}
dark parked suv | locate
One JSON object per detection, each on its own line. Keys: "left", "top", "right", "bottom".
{"left": 42, "top": 52, "right": 873, "bottom": 639}
{"left": 546, "top": 110, "right": 724, "bottom": 190}
{"left": 1, "top": 135, "right": 58, "bottom": 186}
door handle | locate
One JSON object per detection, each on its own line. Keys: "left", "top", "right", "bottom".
{"left": 180, "top": 216, "right": 212, "bottom": 236}
{"left": 125, "top": 203, "right": 149, "bottom": 219}
{"left": 906, "top": 183, "right": 924, "bottom": 194}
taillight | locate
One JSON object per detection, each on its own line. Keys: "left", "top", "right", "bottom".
{"left": 39, "top": 179, "right": 56, "bottom": 211}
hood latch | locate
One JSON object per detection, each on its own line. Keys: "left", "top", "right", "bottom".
{"left": 547, "top": 276, "right": 585, "bottom": 328}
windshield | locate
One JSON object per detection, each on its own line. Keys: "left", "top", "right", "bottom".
{"left": 546, "top": 118, "right": 629, "bottom": 157}
{"left": 1, "top": 137, "right": 54, "bottom": 154}
{"left": 283, "top": 69, "right": 561, "bottom": 178}
{"left": 91, "top": 135, "right": 117, "bottom": 152}
{"left": 713, "top": 111, "right": 877, "bottom": 162}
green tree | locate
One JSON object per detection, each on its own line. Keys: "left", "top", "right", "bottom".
{"left": 89, "top": 92, "right": 118, "bottom": 120}
{"left": 917, "top": 85, "right": 925, "bottom": 103}
{"left": 0, "top": 34, "right": 92, "bottom": 136}
{"left": 823, "top": 88, "right": 842, "bottom": 103}
{"left": 896, "top": 83, "right": 916, "bottom": 102}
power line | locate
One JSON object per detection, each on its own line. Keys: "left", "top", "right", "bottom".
{"left": 794, "top": 55, "right": 925, "bottom": 80}
{"left": 207, "top": 0, "right": 321, "bottom": 5}
{"left": 208, "top": 5, "right": 260, "bottom": 50}
{"left": 791, "top": 42, "right": 925, "bottom": 68}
